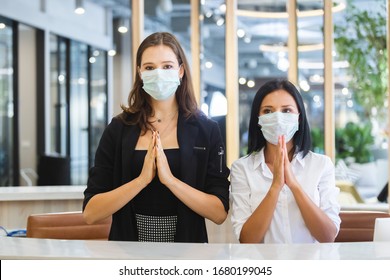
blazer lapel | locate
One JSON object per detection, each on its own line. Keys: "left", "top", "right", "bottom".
{"left": 177, "top": 114, "right": 198, "bottom": 185}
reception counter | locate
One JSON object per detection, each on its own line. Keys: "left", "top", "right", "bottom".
{"left": 1, "top": 237, "right": 390, "bottom": 260}
{"left": 0, "top": 186, "right": 237, "bottom": 242}
{"left": 0, "top": 186, "right": 388, "bottom": 244}
{"left": 0, "top": 186, "right": 86, "bottom": 230}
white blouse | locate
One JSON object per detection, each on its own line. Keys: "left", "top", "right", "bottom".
{"left": 230, "top": 149, "right": 341, "bottom": 244}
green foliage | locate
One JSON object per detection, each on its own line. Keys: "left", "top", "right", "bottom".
{"left": 311, "top": 127, "right": 324, "bottom": 154}
{"left": 334, "top": 0, "right": 387, "bottom": 120}
{"left": 335, "top": 122, "right": 374, "bottom": 163}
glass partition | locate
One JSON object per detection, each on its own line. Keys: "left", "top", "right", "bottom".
{"left": 333, "top": 0, "right": 388, "bottom": 203}
{"left": 297, "top": 0, "right": 325, "bottom": 154}
{"left": 48, "top": 34, "right": 108, "bottom": 185}
{"left": 141, "top": 0, "right": 227, "bottom": 145}
{"left": 236, "top": 1, "right": 289, "bottom": 155}
{"left": 89, "top": 47, "right": 108, "bottom": 167}
{"left": 144, "top": 0, "right": 191, "bottom": 50}
{"left": 200, "top": 1, "right": 226, "bottom": 143}
{"left": 0, "top": 17, "right": 15, "bottom": 186}
{"left": 49, "top": 35, "right": 68, "bottom": 156}
{"left": 70, "top": 41, "right": 89, "bottom": 185}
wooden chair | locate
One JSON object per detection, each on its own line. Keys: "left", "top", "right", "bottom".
{"left": 335, "top": 211, "right": 390, "bottom": 242}
{"left": 26, "top": 211, "right": 111, "bottom": 240}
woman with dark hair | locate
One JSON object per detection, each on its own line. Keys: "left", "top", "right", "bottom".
{"left": 83, "top": 32, "right": 230, "bottom": 242}
{"left": 230, "top": 79, "right": 340, "bottom": 243}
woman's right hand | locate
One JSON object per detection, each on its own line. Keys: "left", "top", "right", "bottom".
{"left": 138, "top": 130, "right": 157, "bottom": 186}
{"left": 271, "top": 135, "right": 285, "bottom": 191}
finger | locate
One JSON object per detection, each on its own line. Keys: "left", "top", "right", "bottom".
{"left": 156, "top": 131, "right": 164, "bottom": 151}
{"left": 278, "top": 135, "right": 283, "bottom": 148}
{"left": 281, "top": 135, "right": 287, "bottom": 161}
{"left": 283, "top": 135, "right": 289, "bottom": 154}
{"left": 147, "top": 131, "right": 157, "bottom": 159}
{"left": 148, "top": 130, "right": 155, "bottom": 149}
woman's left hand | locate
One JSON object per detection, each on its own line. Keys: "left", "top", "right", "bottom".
{"left": 281, "top": 135, "right": 300, "bottom": 190}
{"left": 155, "top": 132, "right": 175, "bottom": 186}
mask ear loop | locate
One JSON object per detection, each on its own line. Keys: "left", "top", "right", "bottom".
{"left": 137, "top": 66, "right": 143, "bottom": 81}
{"left": 178, "top": 64, "right": 184, "bottom": 82}
{"left": 257, "top": 116, "right": 262, "bottom": 127}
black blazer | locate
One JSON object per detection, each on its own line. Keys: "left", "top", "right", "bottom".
{"left": 83, "top": 112, "right": 230, "bottom": 242}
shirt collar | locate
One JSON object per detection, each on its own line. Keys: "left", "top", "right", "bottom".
{"left": 293, "top": 150, "right": 305, "bottom": 168}
{"left": 252, "top": 148, "right": 265, "bottom": 171}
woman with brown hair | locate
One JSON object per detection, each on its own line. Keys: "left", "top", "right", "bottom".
{"left": 83, "top": 32, "right": 230, "bottom": 242}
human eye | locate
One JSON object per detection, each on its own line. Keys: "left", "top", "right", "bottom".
{"left": 144, "top": 66, "right": 154, "bottom": 70}
{"left": 283, "top": 106, "right": 299, "bottom": 114}
{"left": 262, "top": 108, "right": 272, "bottom": 114}
{"left": 162, "top": 64, "right": 174, "bottom": 69}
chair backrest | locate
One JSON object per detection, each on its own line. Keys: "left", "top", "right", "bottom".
{"left": 26, "top": 211, "right": 112, "bottom": 240}
{"left": 335, "top": 211, "right": 390, "bottom": 242}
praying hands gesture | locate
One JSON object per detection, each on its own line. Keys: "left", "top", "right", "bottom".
{"left": 154, "top": 131, "right": 175, "bottom": 186}
{"left": 239, "top": 134, "right": 337, "bottom": 243}
{"left": 272, "top": 135, "right": 300, "bottom": 192}
{"left": 138, "top": 130, "right": 175, "bottom": 187}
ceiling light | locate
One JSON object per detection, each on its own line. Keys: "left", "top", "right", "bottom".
{"left": 342, "top": 87, "right": 349, "bottom": 95}
{"left": 74, "top": 0, "right": 85, "bottom": 15}
{"left": 118, "top": 18, "right": 129, "bottom": 33}
{"left": 247, "top": 80, "right": 255, "bottom": 88}
{"left": 108, "top": 49, "right": 117, "bottom": 56}
{"left": 259, "top": 43, "right": 324, "bottom": 52}
{"left": 299, "top": 60, "right": 349, "bottom": 69}
{"left": 244, "top": 36, "right": 251, "bottom": 43}
{"left": 108, "top": 44, "right": 117, "bottom": 56}
{"left": 238, "top": 77, "right": 247, "bottom": 85}
{"left": 237, "top": 0, "right": 345, "bottom": 19}
{"left": 205, "top": 61, "right": 213, "bottom": 69}
{"left": 299, "top": 80, "right": 310, "bottom": 92}
{"left": 237, "top": 29, "right": 246, "bottom": 38}
{"left": 219, "top": 4, "right": 226, "bottom": 13}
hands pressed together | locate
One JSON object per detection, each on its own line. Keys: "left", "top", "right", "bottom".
{"left": 271, "top": 135, "right": 300, "bottom": 192}
{"left": 139, "top": 130, "right": 175, "bottom": 188}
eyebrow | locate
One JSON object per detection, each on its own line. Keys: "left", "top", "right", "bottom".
{"left": 261, "top": 105, "right": 296, "bottom": 109}
{"left": 141, "top": 60, "right": 176, "bottom": 66}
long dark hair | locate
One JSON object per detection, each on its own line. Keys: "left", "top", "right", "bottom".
{"left": 119, "top": 32, "right": 199, "bottom": 131}
{"left": 247, "top": 79, "right": 312, "bottom": 157}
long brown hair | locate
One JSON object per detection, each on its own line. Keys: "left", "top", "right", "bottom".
{"left": 119, "top": 32, "right": 199, "bottom": 132}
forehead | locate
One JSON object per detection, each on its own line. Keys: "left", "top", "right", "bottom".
{"left": 261, "top": 89, "right": 297, "bottom": 107}
{"left": 141, "top": 45, "right": 178, "bottom": 64}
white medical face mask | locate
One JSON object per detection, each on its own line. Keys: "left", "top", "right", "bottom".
{"left": 258, "top": 112, "right": 299, "bottom": 145}
{"left": 141, "top": 68, "right": 181, "bottom": 100}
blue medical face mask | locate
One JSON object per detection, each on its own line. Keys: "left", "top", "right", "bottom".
{"left": 141, "top": 68, "right": 181, "bottom": 100}
{"left": 258, "top": 112, "right": 299, "bottom": 145}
